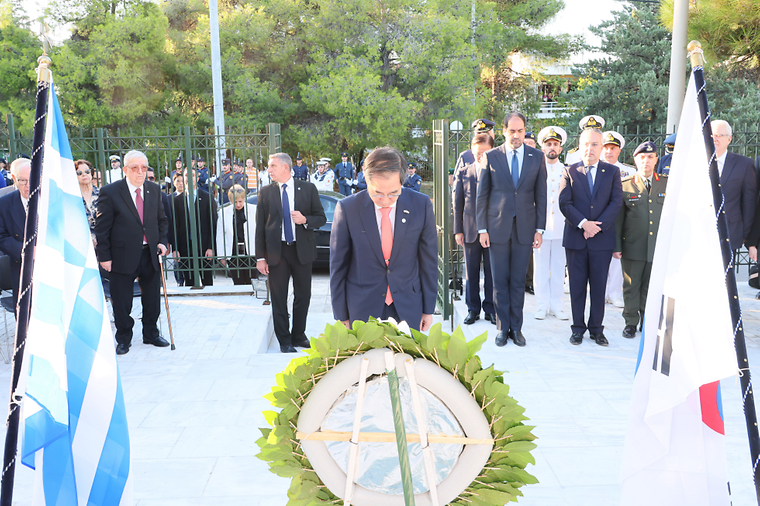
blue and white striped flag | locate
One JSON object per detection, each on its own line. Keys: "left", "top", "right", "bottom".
{"left": 18, "top": 77, "right": 133, "bottom": 506}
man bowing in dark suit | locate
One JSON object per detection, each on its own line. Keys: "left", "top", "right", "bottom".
{"left": 330, "top": 147, "right": 437, "bottom": 331}
{"left": 711, "top": 119, "right": 756, "bottom": 251}
{"left": 455, "top": 133, "right": 496, "bottom": 325}
{"left": 559, "top": 128, "right": 623, "bottom": 346}
{"left": 174, "top": 168, "right": 218, "bottom": 287}
{"left": 0, "top": 158, "right": 32, "bottom": 309}
{"left": 95, "top": 150, "right": 170, "bottom": 355}
{"left": 256, "top": 153, "right": 326, "bottom": 353}
{"left": 477, "top": 112, "right": 547, "bottom": 347}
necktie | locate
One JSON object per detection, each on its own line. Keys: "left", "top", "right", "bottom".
{"left": 645, "top": 178, "right": 651, "bottom": 194}
{"left": 511, "top": 150, "right": 520, "bottom": 187}
{"left": 380, "top": 207, "right": 393, "bottom": 305}
{"left": 586, "top": 166, "right": 594, "bottom": 194}
{"left": 135, "top": 188, "right": 147, "bottom": 243}
{"left": 282, "top": 183, "right": 294, "bottom": 243}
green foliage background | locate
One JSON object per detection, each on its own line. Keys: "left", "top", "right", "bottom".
{"left": 257, "top": 319, "right": 538, "bottom": 505}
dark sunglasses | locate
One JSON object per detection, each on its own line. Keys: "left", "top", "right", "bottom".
{"left": 76, "top": 169, "right": 91, "bottom": 176}
{"left": 147, "top": 176, "right": 155, "bottom": 181}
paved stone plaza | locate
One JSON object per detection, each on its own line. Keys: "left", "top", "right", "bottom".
{"left": 2, "top": 266, "right": 760, "bottom": 505}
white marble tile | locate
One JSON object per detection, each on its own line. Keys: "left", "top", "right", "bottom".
{"left": 203, "top": 456, "right": 290, "bottom": 498}
{"left": 168, "top": 425, "right": 263, "bottom": 459}
{"left": 131, "top": 458, "right": 217, "bottom": 500}
{"left": 140, "top": 400, "right": 246, "bottom": 428}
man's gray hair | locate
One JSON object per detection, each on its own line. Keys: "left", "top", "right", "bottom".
{"left": 363, "top": 147, "right": 408, "bottom": 185}
{"left": 124, "top": 150, "right": 148, "bottom": 167}
{"left": 10, "top": 158, "right": 30, "bottom": 177}
{"left": 711, "top": 119, "right": 733, "bottom": 136}
{"left": 269, "top": 153, "right": 292, "bottom": 169}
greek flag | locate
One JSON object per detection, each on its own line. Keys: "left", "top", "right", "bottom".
{"left": 18, "top": 78, "right": 133, "bottom": 505}
{"left": 619, "top": 74, "right": 736, "bottom": 505}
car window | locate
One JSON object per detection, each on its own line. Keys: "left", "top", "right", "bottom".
{"left": 320, "top": 195, "right": 337, "bottom": 222}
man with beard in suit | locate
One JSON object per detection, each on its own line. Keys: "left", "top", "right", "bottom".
{"left": 477, "top": 112, "right": 547, "bottom": 347}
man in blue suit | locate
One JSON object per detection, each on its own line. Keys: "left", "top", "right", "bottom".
{"left": 0, "top": 158, "right": 31, "bottom": 309}
{"left": 477, "top": 112, "right": 547, "bottom": 347}
{"left": 335, "top": 152, "right": 355, "bottom": 196}
{"left": 330, "top": 147, "right": 437, "bottom": 331}
{"left": 454, "top": 133, "right": 496, "bottom": 325}
{"left": 711, "top": 119, "right": 756, "bottom": 251}
{"left": 559, "top": 128, "right": 623, "bottom": 346}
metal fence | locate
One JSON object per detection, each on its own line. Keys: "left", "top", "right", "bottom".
{"left": 1, "top": 114, "right": 282, "bottom": 288}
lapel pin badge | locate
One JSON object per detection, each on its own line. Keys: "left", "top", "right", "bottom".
{"left": 402, "top": 218, "right": 406, "bottom": 223}
{"left": 403, "top": 209, "right": 410, "bottom": 214}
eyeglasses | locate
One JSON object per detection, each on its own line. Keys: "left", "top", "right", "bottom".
{"left": 76, "top": 169, "right": 91, "bottom": 176}
{"left": 712, "top": 134, "right": 730, "bottom": 139}
{"left": 147, "top": 176, "right": 155, "bottom": 181}
{"left": 127, "top": 165, "right": 150, "bottom": 173}
{"left": 369, "top": 191, "right": 402, "bottom": 199}
{"left": 16, "top": 179, "right": 29, "bottom": 185}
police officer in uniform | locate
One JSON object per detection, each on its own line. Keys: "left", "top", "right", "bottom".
{"left": 523, "top": 132, "right": 537, "bottom": 149}
{"left": 657, "top": 132, "right": 676, "bottom": 175}
{"left": 403, "top": 162, "right": 423, "bottom": 192}
{"left": 335, "top": 152, "right": 355, "bottom": 196}
{"left": 614, "top": 141, "right": 667, "bottom": 338}
{"left": 219, "top": 158, "right": 235, "bottom": 204}
{"left": 601, "top": 130, "right": 633, "bottom": 308}
{"left": 454, "top": 119, "right": 496, "bottom": 172}
{"left": 565, "top": 115, "right": 606, "bottom": 166}
{"left": 293, "top": 154, "right": 309, "bottom": 181}
{"left": 196, "top": 157, "right": 209, "bottom": 192}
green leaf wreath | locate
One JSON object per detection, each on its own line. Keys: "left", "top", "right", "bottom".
{"left": 256, "top": 319, "right": 538, "bottom": 505}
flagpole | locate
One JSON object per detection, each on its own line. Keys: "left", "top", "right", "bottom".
{"left": 688, "top": 40, "right": 760, "bottom": 504}
{"left": 0, "top": 51, "right": 49, "bottom": 505}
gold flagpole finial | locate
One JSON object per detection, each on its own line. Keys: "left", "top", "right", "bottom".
{"left": 36, "top": 20, "right": 52, "bottom": 84}
{"left": 687, "top": 40, "right": 706, "bottom": 68}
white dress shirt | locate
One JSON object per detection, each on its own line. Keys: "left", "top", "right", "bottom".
{"left": 717, "top": 151, "right": 727, "bottom": 177}
{"left": 278, "top": 177, "right": 297, "bottom": 242}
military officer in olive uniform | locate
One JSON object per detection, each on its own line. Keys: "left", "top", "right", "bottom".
{"left": 565, "top": 115, "right": 606, "bottom": 167}
{"left": 335, "top": 152, "right": 355, "bottom": 196}
{"left": 657, "top": 132, "right": 676, "bottom": 175}
{"left": 293, "top": 154, "right": 309, "bottom": 181}
{"left": 454, "top": 119, "right": 496, "bottom": 172}
{"left": 614, "top": 141, "right": 667, "bottom": 338}
{"left": 404, "top": 162, "right": 423, "bottom": 192}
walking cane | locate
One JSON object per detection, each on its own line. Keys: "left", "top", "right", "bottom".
{"left": 158, "top": 255, "right": 176, "bottom": 350}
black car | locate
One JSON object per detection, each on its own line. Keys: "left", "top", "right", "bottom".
{"left": 246, "top": 190, "right": 345, "bottom": 267}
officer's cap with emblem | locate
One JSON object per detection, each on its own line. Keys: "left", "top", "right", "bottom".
{"left": 175, "top": 156, "right": 183, "bottom": 162}
{"left": 602, "top": 131, "right": 625, "bottom": 149}
{"left": 197, "top": 156, "right": 205, "bottom": 162}
{"left": 524, "top": 132, "right": 536, "bottom": 142}
{"left": 319, "top": 157, "right": 331, "bottom": 163}
{"left": 341, "top": 152, "right": 348, "bottom": 157}
{"left": 0, "top": 158, "right": 6, "bottom": 164}
{"left": 664, "top": 132, "right": 677, "bottom": 149}
{"left": 222, "top": 158, "right": 231, "bottom": 164}
{"left": 578, "top": 115, "right": 605, "bottom": 130}
{"left": 633, "top": 141, "right": 658, "bottom": 157}
{"left": 109, "top": 154, "right": 120, "bottom": 162}
{"left": 296, "top": 153, "right": 303, "bottom": 160}
{"left": 537, "top": 126, "right": 567, "bottom": 146}
{"left": 408, "top": 162, "right": 417, "bottom": 169}
{"left": 471, "top": 118, "right": 496, "bottom": 133}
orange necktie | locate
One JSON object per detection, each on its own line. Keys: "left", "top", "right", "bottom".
{"left": 380, "top": 207, "right": 393, "bottom": 305}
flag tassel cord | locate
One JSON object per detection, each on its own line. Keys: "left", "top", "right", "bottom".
{"left": 0, "top": 51, "right": 51, "bottom": 506}
{"left": 689, "top": 41, "right": 760, "bottom": 505}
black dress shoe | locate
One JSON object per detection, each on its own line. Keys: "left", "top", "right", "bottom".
{"left": 293, "top": 337, "right": 311, "bottom": 348}
{"left": 622, "top": 325, "right": 636, "bottom": 338}
{"left": 484, "top": 313, "right": 497, "bottom": 325}
{"left": 495, "top": 332, "right": 508, "bottom": 347}
{"left": 511, "top": 331, "right": 526, "bottom": 347}
{"left": 280, "top": 344, "right": 298, "bottom": 353}
{"left": 116, "top": 343, "right": 130, "bottom": 355}
{"left": 143, "top": 335, "right": 170, "bottom": 347}
{"left": 525, "top": 285, "right": 535, "bottom": 295}
{"left": 590, "top": 332, "right": 609, "bottom": 346}
{"left": 569, "top": 332, "right": 583, "bottom": 345}
{"left": 463, "top": 311, "right": 480, "bottom": 325}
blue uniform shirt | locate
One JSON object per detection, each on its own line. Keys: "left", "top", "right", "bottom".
{"left": 335, "top": 162, "right": 355, "bottom": 181}
{"left": 404, "top": 173, "right": 423, "bottom": 192}
{"left": 293, "top": 164, "right": 309, "bottom": 181}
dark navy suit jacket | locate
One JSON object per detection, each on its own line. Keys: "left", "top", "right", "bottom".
{"left": 558, "top": 161, "right": 623, "bottom": 251}
{"left": 476, "top": 143, "right": 547, "bottom": 245}
{"left": 454, "top": 158, "right": 480, "bottom": 244}
{"left": 720, "top": 151, "right": 756, "bottom": 250}
{"left": 0, "top": 190, "right": 26, "bottom": 298}
{"left": 330, "top": 189, "right": 438, "bottom": 329}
